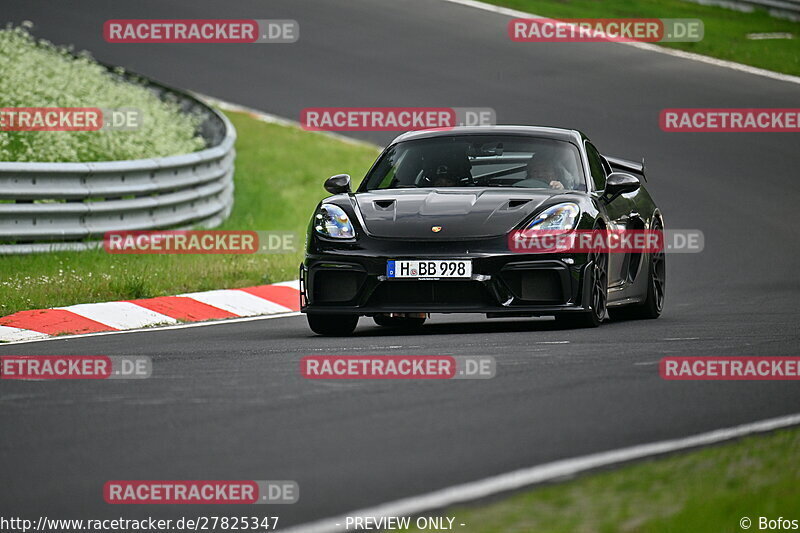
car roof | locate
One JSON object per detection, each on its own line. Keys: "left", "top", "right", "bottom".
{"left": 390, "top": 125, "right": 586, "bottom": 145}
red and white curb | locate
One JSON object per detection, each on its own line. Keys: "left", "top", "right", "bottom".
{"left": 0, "top": 280, "right": 300, "bottom": 343}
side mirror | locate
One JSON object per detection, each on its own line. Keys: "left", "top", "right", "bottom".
{"left": 604, "top": 172, "right": 640, "bottom": 200}
{"left": 324, "top": 174, "right": 351, "bottom": 194}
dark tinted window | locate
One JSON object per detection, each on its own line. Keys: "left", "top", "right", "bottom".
{"left": 360, "top": 135, "right": 586, "bottom": 192}
{"left": 585, "top": 142, "right": 607, "bottom": 191}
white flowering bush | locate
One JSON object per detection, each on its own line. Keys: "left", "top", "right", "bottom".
{"left": 0, "top": 23, "right": 205, "bottom": 162}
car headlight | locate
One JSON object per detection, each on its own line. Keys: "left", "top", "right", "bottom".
{"left": 525, "top": 202, "right": 580, "bottom": 231}
{"left": 314, "top": 204, "right": 355, "bottom": 239}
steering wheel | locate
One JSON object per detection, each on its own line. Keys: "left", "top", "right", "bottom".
{"left": 513, "top": 178, "right": 552, "bottom": 189}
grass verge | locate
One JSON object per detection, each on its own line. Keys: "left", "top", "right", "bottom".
{"left": 402, "top": 426, "right": 800, "bottom": 532}
{"left": 0, "top": 111, "right": 379, "bottom": 316}
{"left": 487, "top": 0, "right": 800, "bottom": 77}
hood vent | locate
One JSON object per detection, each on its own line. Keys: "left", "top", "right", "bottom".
{"left": 507, "top": 199, "right": 531, "bottom": 209}
{"left": 354, "top": 190, "right": 550, "bottom": 238}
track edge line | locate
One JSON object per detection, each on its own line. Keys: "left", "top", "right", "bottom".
{"left": 281, "top": 412, "right": 800, "bottom": 533}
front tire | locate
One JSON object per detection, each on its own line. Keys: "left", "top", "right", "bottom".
{"left": 556, "top": 248, "right": 608, "bottom": 329}
{"left": 609, "top": 218, "right": 665, "bottom": 321}
{"left": 306, "top": 313, "right": 358, "bottom": 336}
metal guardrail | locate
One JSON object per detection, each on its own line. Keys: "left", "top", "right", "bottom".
{"left": 691, "top": 0, "right": 800, "bottom": 17}
{"left": 752, "top": 0, "right": 800, "bottom": 12}
{"left": 0, "top": 76, "right": 236, "bottom": 254}
{"left": 746, "top": 0, "right": 800, "bottom": 12}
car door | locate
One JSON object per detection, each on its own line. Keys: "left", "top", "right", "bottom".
{"left": 585, "top": 142, "right": 633, "bottom": 291}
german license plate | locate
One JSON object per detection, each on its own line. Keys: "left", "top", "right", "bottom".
{"left": 387, "top": 260, "right": 472, "bottom": 279}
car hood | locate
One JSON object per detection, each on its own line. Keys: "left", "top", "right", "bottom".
{"left": 353, "top": 188, "right": 561, "bottom": 239}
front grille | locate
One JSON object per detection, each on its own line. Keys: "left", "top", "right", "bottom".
{"left": 368, "top": 281, "right": 490, "bottom": 308}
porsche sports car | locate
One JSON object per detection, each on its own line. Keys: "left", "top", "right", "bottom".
{"left": 300, "top": 126, "right": 664, "bottom": 336}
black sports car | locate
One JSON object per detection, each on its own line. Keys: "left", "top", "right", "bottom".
{"left": 300, "top": 126, "right": 664, "bottom": 336}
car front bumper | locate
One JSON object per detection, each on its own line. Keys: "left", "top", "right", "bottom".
{"left": 300, "top": 236, "right": 595, "bottom": 316}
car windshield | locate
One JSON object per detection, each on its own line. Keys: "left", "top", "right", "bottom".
{"left": 360, "top": 135, "right": 586, "bottom": 192}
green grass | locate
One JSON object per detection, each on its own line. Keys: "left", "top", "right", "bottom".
{"left": 0, "top": 111, "right": 379, "bottom": 316}
{"left": 401, "top": 426, "right": 800, "bottom": 532}
{"left": 0, "top": 23, "right": 204, "bottom": 162}
{"left": 488, "top": 0, "right": 800, "bottom": 76}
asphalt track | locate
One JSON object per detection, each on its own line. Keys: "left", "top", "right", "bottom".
{"left": 2, "top": 0, "right": 800, "bottom": 528}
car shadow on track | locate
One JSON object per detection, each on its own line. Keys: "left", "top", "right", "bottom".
{"left": 343, "top": 316, "right": 621, "bottom": 338}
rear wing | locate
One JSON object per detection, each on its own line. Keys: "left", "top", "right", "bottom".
{"left": 605, "top": 155, "right": 647, "bottom": 182}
